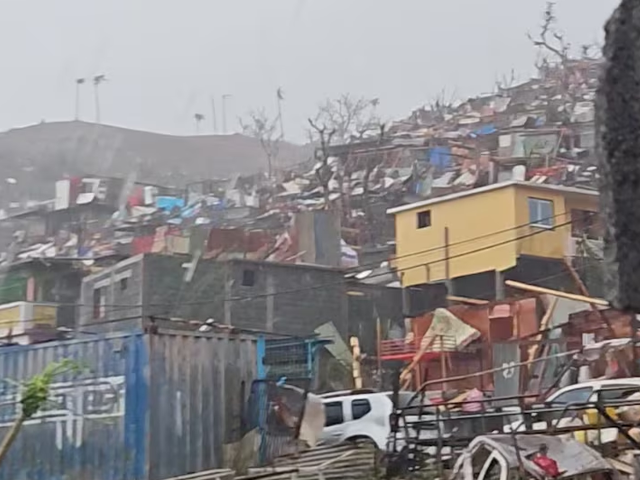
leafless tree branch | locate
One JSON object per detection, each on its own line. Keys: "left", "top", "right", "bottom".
{"left": 310, "top": 94, "right": 380, "bottom": 144}
{"left": 240, "top": 108, "right": 281, "bottom": 179}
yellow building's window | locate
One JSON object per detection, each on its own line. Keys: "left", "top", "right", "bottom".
{"left": 417, "top": 210, "right": 431, "bottom": 229}
{"left": 528, "top": 197, "right": 554, "bottom": 227}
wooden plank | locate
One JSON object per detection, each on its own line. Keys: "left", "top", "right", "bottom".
{"left": 505, "top": 280, "right": 609, "bottom": 306}
{"left": 400, "top": 335, "right": 435, "bottom": 384}
{"left": 350, "top": 336, "right": 362, "bottom": 389}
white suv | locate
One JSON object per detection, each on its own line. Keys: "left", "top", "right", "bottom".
{"left": 318, "top": 390, "right": 440, "bottom": 451}
{"left": 319, "top": 390, "right": 393, "bottom": 450}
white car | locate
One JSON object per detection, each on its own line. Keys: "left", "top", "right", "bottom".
{"left": 319, "top": 390, "right": 393, "bottom": 450}
{"left": 505, "top": 377, "right": 640, "bottom": 441}
{"left": 318, "top": 390, "right": 441, "bottom": 451}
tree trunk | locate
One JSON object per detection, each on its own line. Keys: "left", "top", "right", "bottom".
{"left": 0, "top": 414, "right": 26, "bottom": 466}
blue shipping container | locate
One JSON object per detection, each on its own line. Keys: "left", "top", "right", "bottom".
{"left": 0, "top": 329, "right": 257, "bottom": 480}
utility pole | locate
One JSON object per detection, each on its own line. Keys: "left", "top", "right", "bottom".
{"left": 74, "top": 78, "right": 85, "bottom": 120}
{"left": 93, "top": 74, "right": 107, "bottom": 124}
{"left": 276, "top": 87, "right": 285, "bottom": 139}
{"left": 222, "top": 94, "right": 232, "bottom": 134}
{"left": 210, "top": 96, "right": 218, "bottom": 133}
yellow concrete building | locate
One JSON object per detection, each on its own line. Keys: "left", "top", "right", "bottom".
{"left": 387, "top": 181, "right": 599, "bottom": 290}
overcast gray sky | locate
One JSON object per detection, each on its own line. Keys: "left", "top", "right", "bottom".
{"left": 0, "top": 0, "right": 618, "bottom": 142}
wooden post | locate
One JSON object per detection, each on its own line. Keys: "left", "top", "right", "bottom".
{"left": 440, "top": 335, "right": 448, "bottom": 391}
{"left": 376, "top": 317, "right": 382, "bottom": 387}
{"left": 401, "top": 272, "right": 410, "bottom": 316}
{"left": 350, "top": 336, "right": 362, "bottom": 389}
{"left": 444, "top": 227, "right": 453, "bottom": 295}
{"left": 495, "top": 270, "right": 505, "bottom": 300}
{"left": 266, "top": 272, "right": 275, "bottom": 332}
{"left": 505, "top": 280, "right": 609, "bottom": 306}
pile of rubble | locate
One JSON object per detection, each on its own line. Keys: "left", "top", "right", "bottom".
{"left": 0, "top": 57, "right": 603, "bottom": 270}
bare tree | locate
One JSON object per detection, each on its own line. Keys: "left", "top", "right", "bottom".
{"left": 527, "top": 1, "right": 588, "bottom": 111}
{"left": 361, "top": 123, "right": 387, "bottom": 243}
{"left": 429, "top": 88, "right": 457, "bottom": 121}
{"left": 528, "top": 2, "right": 570, "bottom": 66}
{"left": 307, "top": 94, "right": 382, "bottom": 210}
{"left": 495, "top": 69, "right": 517, "bottom": 92}
{"left": 240, "top": 109, "right": 281, "bottom": 179}
{"left": 312, "top": 94, "right": 380, "bottom": 144}
{"left": 308, "top": 119, "right": 336, "bottom": 209}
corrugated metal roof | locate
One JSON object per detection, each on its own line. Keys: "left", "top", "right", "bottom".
{"left": 386, "top": 180, "right": 598, "bottom": 215}
{"left": 161, "top": 469, "right": 235, "bottom": 480}
{"left": 242, "top": 443, "right": 378, "bottom": 480}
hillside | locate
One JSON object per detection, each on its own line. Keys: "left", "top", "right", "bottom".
{"left": 0, "top": 121, "right": 312, "bottom": 203}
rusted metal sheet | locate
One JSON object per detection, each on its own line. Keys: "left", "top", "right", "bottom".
{"left": 410, "top": 299, "right": 541, "bottom": 392}
{"left": 516, "top": 298, "right": 539, "bottom": 339}
{"left": 566, "top": 307, "right": 633, "bottom": 340}
{"left": 416, "top": 351, "right": 489, "bottom": 391}
{"left": 0, "top": 329, "right": 257, "bottom": 480}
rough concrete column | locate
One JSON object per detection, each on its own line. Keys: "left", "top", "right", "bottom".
{"left": 597, "top": 0, "right": 640, "bottom": 310}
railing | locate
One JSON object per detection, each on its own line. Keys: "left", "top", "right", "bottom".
{"left": 246, "top": 442, "right": 378, "bottom": 480}
{"left": 387, "top": 385, "right": 640, "bottom": 476}
{"left": 257, "top": 337, "right": 332, "bottom": 381}
{"left": 380, "top": 335, "right": 457, "bottom": 361}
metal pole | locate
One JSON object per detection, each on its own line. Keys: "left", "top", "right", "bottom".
{"left": 277, "top": 93, "right": 285, "bottom": 139}
{"left": 94, "top": 84, "right": 100, "bottom": 124}
{"left": 210, "top": 96, "right": 218, "bottom": 133}
{"left": 75, "top": 82, "right": 81, "bottom": 120}
{"left": 222, "top": 94, "right": 231, "bottom": 133}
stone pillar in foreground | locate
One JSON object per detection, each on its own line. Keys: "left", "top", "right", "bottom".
{"left": 597, "top": 0, "right": 640, "bottom": 311}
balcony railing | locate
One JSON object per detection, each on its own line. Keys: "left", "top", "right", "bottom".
{"left": 380, "top": 335, "right": 458, "bottom": 361}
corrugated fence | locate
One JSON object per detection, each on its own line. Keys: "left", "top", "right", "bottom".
{"left": 0, "top": 329, "right": 257, "bottom": 480}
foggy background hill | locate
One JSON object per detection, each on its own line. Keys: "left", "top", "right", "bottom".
{"left": 0, "top": 121, "right": 312, "bottom": 204}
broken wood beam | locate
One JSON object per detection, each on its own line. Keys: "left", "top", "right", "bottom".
{"left": 564, "top": 258, "right": 615, "bottom": 335}
{"left": 505, "top": 280, "right": 610, "bottom": 306}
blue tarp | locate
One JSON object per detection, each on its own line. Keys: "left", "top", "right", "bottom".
{"left": 469, "top": 124, "right": 497, "bottom": 137}
{"left": 155, "top": 196, "right": 185, "bottom": 212}
{"left": 429, "top": 146, "right": 452, "bottom": 169}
